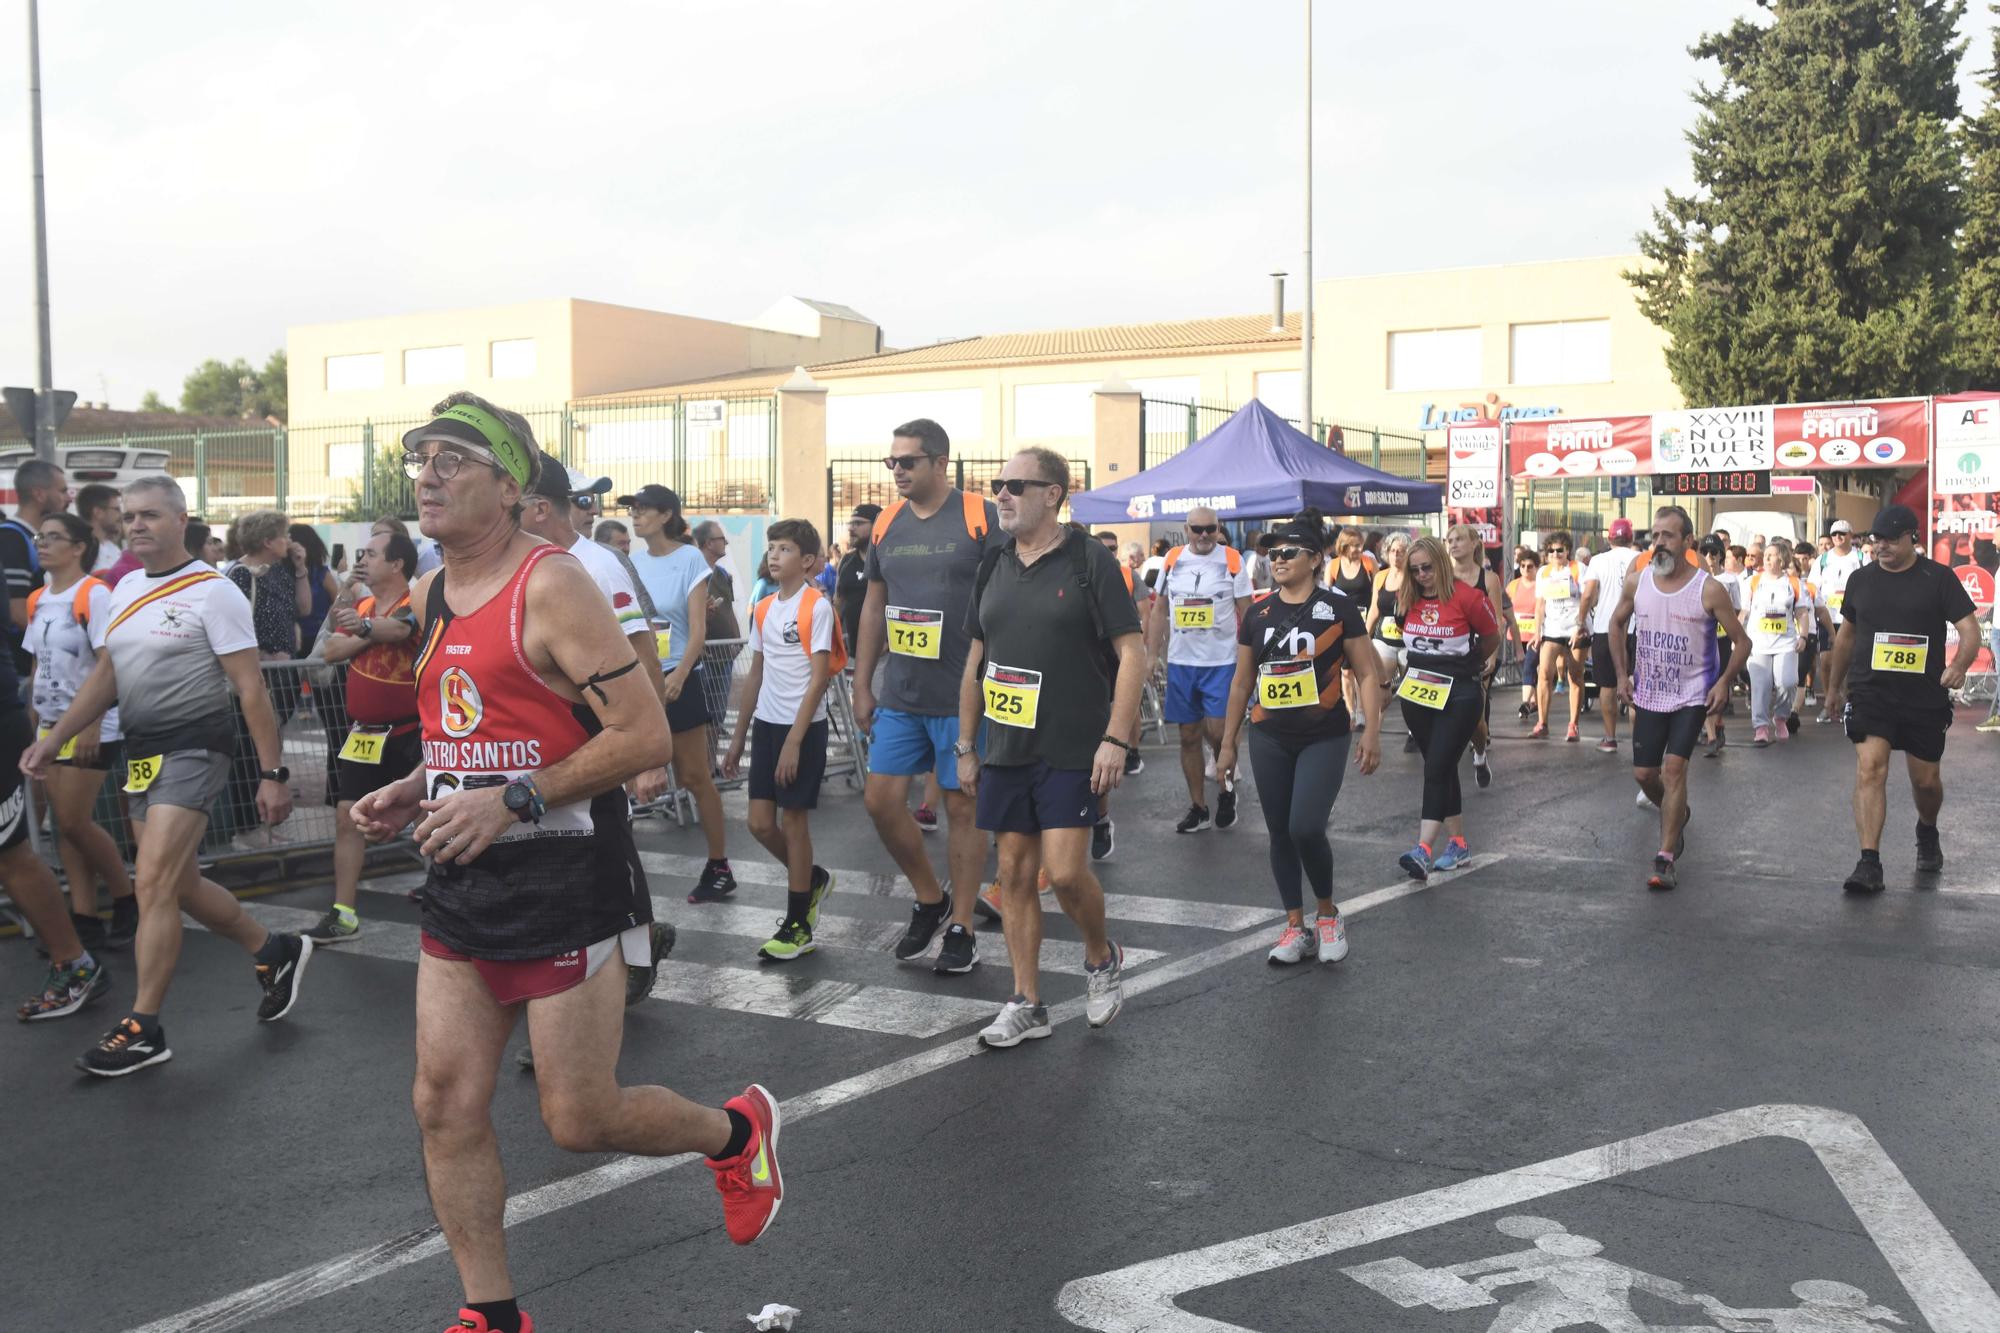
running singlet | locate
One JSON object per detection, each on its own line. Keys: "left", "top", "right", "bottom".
{"left": 340, "top": 592, "right": 420, "bottom": 732}
{"left": 1328, "top": 556, "right": 1375, "bottom": 606}
{"left": 1372, "top": 575, "right": 1403, "bottom": 642}
{"left": 1631, "top": 566, "right": 1718, "bottom": 712}
{"left": 414, "top": 546, "right": 649, "bottom": 960}
{"left": 1237, "top": 587, "right": 1366, "bottom": 738}
{"left": 1395, "top": 583, "right": 1500, "bottom": 680}
{"left": 1534, "top": 561, "right": 1584, "bottom": 638}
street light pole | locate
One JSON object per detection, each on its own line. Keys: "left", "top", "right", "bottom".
{"left": 1301, "top": 0, "right": 1314, "bottom": 442}
{"left": 26, "top": 0, "right": 57, "bottom": 461}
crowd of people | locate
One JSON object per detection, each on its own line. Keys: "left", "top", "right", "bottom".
{"left": 1, "top": 399, "right": 1991, "bottom": 1333}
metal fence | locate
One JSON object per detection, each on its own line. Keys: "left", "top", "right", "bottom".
{"left": 825, "top": 453, "right": 1092, "bottom": 533}
{"left": 49, "top": 392, "right": 780, "bottom": 526}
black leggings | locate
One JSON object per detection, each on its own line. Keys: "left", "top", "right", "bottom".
{"left": 1401, "top": 678, "right": 1483, "bottom": 821}
{"left": 1246, "top": 727, "right": 1351, "bottom": 912}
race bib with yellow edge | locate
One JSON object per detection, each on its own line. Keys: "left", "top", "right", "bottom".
{"left": 885, "top": 606, "right": 942, "bottom": 660}
{"left": 1173, "top": 597, "right": 1216, "bottom": 631}
{"left": 1871, "top": 632, "right": 1928, "bottom": 673}
{"left": 653, "top": 626, "right": 673, "bottom": 662}
{"left": 1380, "top": 619, "right": 1403, "bottom": 641}
{"left": 1257, "top": 660, "right": 1320, "bottom": 710}
{"left": 36, "top": 724, "right": 75, "bottom": 762}
{"left": 339, "top": 723, "right": 394, "bottom": 765}
{"left": 124, "top": 753, "right": 163, "bottom": 794}
{"left": 1397, "top": 668, "right": 1453, "bottom": 710}
{"left": 1759, "top": 615, "right": 1790, "bottom": 637}
{"left": 982, "top": 662, "right": 1043, "bottom": 729}
{"left": 1515, "top": 615, "right": 1538, "bottom": 639}
{"left": 1829, "top": 592, "right": 1845, "bottom": 613}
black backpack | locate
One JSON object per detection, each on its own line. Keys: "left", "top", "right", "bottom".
{"left": 972, "top": 528, "right": 1121, "bottom": 681}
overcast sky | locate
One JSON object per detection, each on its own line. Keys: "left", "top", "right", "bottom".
{"left": 0, "top": 0, "right": 1988, "bottom": 410}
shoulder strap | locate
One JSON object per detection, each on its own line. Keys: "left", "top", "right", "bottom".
{"left": 25, "top": 585, "right": 42, "bottom": 618}
{"left": 1226, "top": 547, "right": 1243, "bottom": 576}
{"left": 871, "top": 499, "right": 906, "bottom": 547}
{"left": 1253, "top": 594, "right": 1324, "bottom": 668}
{"left": 752, "top": 592, "right": 775, "bottom": 637}
{"left": 960, "top": 489, "right": 987, "bottom": 542}
{"left": 972, "top": 541, "right": 1009, "bottom": 613}
{"left": 74, "top": 576, "right": 105, "bottom": 625}
{"left": 426, "top": 566, "right": 450, "bottom": 628}
{"left": 1163, "top": 545, "right": 1185, "bottom": 578}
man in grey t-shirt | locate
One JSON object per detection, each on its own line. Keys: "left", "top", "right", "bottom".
{"left": 850, "top": 418, "right": 1001, "bottom": 976}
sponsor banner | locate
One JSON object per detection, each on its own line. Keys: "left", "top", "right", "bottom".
{"left": 1444, "top": 422, "right": 1502, "bottom": 507}
{"left": 1653, "top": 405, "right": 1773, "bottom": 472}
{"left": 1446, "top": 506, "right": 1503, "bottom": 549}
{"left": 1933, "top": 396, "right": 2000, "bottom": 494}
{"left": 1772, "top": 398, "right": 1926, "bottom": 469}
{"left": 1955, "top": 562, "right": 1995, "bottom": 613}
{"left": 1506, "top": 415, "right": 1653, "bottom": 479}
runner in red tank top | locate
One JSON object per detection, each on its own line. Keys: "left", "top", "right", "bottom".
{"left": 350, "top": 393, "right": 785, "bottom": 1333}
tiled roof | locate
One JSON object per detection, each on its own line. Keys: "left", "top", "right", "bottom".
{"left": 808, "top": 312, "right": 1301, "bottom": 374}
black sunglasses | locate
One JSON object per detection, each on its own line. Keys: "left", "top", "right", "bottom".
{"left": 1407, "top": 561, "right": 1437, "bottom": 574}
{"left": 989, "top": 477, "right": 1061, "bottom": 496}
{"left": 1267, "top": 545, "right": 1310, "bottom": 561}
{"left": 1187, "top": 525, "right": 1218, "bottom": 535}
{"left": 883, "top": 455, "right": 937, "bottom": 472}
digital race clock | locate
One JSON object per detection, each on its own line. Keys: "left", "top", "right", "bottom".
{"left": 1652, "top": 469, "right": 1772, "bottom": 497}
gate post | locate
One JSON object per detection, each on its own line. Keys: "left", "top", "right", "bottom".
{"left": 775, "top": 368, "right": 828, "bottom": 529}
{"left": 1092, "top": 376, "right": 1142, "bottom": 547}
{"left": 193, "top": 431, "right": 208, "bottom": 514}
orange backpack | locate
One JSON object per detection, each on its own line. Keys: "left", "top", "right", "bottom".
{"left": 1161, "top": 544, "right": 1243, "bottom": 579}
{"left": 25, "top": 576, "right": 106, "bottom": 629}
{"left": 871, "top": 490, "right": 989, "bottom": 547}
{"left": 752, "top": 585, "right": 849, "bottom": 673}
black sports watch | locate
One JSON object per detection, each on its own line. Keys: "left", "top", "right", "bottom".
{"left": 503, "top": 777, "right": 546, "bottom": 823}
{"left": 259, "top": 766, "right": 290, "bottom": 783}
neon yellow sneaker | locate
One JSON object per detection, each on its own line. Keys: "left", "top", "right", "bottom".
{"left": 805, "top": 865, "right": 835, "bottom": 931}
{"left": 759, "top": 919, "right": 815, "bottom": 962}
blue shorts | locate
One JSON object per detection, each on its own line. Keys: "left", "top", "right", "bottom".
{"left": 1165, "top": 662, "right": 1235, "bottom": 724}
{"left": 975, "top": 761, "right": 1098, "bottom": 834}
{"left": 868, "top": 708, "right": 982, "bottom": 789}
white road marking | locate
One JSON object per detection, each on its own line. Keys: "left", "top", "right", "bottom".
{"left": 637, "top": 850, "right": 1287, "bottom": 932}
{"left": 130, "top": 858, "right": 1496, "bottom": 1333}
{"left": 1055, "top": 1103, "right": 2000, "bottom": 1333}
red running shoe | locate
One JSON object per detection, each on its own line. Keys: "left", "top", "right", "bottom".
{"left": 446, "top": 1311, "right": 534, "bottom": 1332}
{"left": 708, "top": 1083, "right": 783, "bottom": 1244}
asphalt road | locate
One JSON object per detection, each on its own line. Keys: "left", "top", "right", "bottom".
{"left": 7, "top": 702, "right": 2000, "bottom": 1333}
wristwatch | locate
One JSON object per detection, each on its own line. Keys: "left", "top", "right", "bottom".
{"left": 503, "top": 776, "right": 546, "bottom": 823}
{"left": 259, "top": 766, "right": 290, "bottom": 783}
{"left": 357, "top": 617, "right": 375, "bottom": 640}
{"left": 950, "top": 739, "right": 977, "bottom": 758}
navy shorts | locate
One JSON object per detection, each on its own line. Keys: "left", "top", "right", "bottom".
{"left": 666, "top": 665, "right": 712, "bottom": 734}
{"left": 974, "top": 760, "right": 1098, "bottom": 834}
{"left": 748, "top": 717, "right": 829, "bottom": 809}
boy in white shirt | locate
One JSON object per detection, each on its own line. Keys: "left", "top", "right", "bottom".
{"left": 725, "top": 519, "right": 842, "bottom": 961}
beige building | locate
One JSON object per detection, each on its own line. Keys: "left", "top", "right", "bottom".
{"left": 287, "top": 296, "right": 881, "bottom": 425}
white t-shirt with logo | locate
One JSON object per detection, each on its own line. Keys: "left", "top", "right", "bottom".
{"left": 1816, "top": 548, "right": 1864, "bottom": 623}
{"left": 1160, "top": 545, "right": 1253, "bottom": 667}
{"left": 1534, "top": 561, "right": 1585, "bottom": 638}
{"left": 1582, "top": 547, "right": 1640, "bottom": 635}
{"left": 1743, "top": 572, "right": 1813, "bottom": 656}
{"left": 26, "top": 580, "right": 120, "bottom": 741}
{"left": 746, "top": 584, "right": 833, "bottom": 725}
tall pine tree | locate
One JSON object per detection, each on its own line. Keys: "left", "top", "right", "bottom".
{"left": 1956, "top": 7, "right": 2000, "bottom": 386}
{"left": 1629, "top": 0, "right": 1965, "bottom": 405}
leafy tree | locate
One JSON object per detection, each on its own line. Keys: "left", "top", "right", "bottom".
{"left": 1629, "top": 0, "right": 1966, "bottom": 405}
{"left": 1957, "top": 8, "right": 2000, "bottom": 385}
{"left": 336, "top": 446, "right": 415, "bottom": 522}
{"left": 178, "top": 350, "right": 287, "bottom": 421}
{"left": 138, "top": 390, "right": 171, "bottom": 413}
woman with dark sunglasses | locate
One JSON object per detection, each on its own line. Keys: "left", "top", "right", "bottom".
{"left": 1392, "top": 535, "right": 1501, "bottom": 880}
{"left": 1531, "top": 532, "right": 1586, "bottom": 741}
{"left": 1215, "top": 511, "right": 1381, "bottom": 966}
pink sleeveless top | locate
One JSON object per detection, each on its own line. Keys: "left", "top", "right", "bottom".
{"left": 1632, "top": 565, "right": 1719, "bottom": 712}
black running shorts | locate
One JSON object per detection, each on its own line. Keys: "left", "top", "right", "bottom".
{"left": 1843, "top": 693, "right": 1950, "bottom": 765}
{"left": 1631, "top": 704, "right": 1706, "bottom": 769}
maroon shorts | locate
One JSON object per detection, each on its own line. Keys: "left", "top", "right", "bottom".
{"left": 419, "top": 931, "right": 622, "bottom": 1006}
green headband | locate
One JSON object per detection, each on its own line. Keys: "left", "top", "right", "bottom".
{"left": 436, "top": 404, "right": 532, "bottom": 489}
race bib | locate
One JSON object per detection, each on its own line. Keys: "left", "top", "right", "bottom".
{"left": 1174, "top": 597, "right": 1216, "bottom": 630}
{"left": 1539, "top": 579, "right": 1574, "bottom": 602}
{"left": 1828, "top": 592, "right": 1845, "bottom": 613}
{"left": 1871, "top": 632, "right": 1928, "bottom": 673}
{"left": 1397, "top": 668, "right": 1453, "bottom": 711}
{"left": 339, "top": 723, "right": 394, "bottom": 765}
{"left": 1514, "top": 614, "right": 1538, "bottom": 639}
{"left": 37, "top": 724, "right": 75, "bottom": 763}
{"left": 1257, "top": 660, "right": 1320, "bottom": 710}
{"left": 1379, "top": 619, "right": 1403, "bottom": 641}
{"left": 886, "top": 606, "right": 942, "bottom": 660}
{"left": 653, "top": 626, "right": 673, "bottom": 661}
{"left": 1759, "top": 615, "right": 1789, "bottom": 637}
{"left": 982, "top": 662, "right": 1042, "bottom": 729}
{"left": 124, "top": 753, "right": 163, "bottom": 794}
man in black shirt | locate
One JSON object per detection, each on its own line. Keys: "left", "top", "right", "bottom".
{"left": 1, "top": 457, "right": 69, "bottom": 678}
{"left": 958, "top": 448, "right": 1144, "bottom": 1049}
{"left": 836, "top": 503, "right": 878, "bottom": 660}
{"left": 1825, "top": 504, "right": 1981, "bottom": 893}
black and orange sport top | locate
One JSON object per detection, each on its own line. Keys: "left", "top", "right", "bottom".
{"left": 1236, "top": 586, "right": 1368, "bottom": 740}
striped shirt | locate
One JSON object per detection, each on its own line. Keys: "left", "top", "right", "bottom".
{"left": 102, "top": 559, "right": 256, "bottom": 755}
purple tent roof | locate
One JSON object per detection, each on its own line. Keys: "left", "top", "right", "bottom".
{"left": 1070, "top": 399, "right": 1442, "bottom": 523}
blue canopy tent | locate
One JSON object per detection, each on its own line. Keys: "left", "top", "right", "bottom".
{"left": 1069, "top": 399, "right": 1441, "bottom": 524}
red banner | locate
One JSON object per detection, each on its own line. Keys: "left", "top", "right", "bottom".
{"left": 1507, "top": 416, "right": 1654, "bottom": 480}
{"left": 1445, "top": 423, "right": 1504, "bottom": 548}
{"left": 1772, "top": 398, "right": 1928, "bottom": 469}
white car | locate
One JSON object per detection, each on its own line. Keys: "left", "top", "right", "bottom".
{"left": 0, "top": 443, "right": 177, "bottom": 506}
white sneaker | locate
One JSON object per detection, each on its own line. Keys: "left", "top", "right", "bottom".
{"left": 1084, "top": 941, "right": 1125, "bottom": 1028}
{"left": 1635, "top": 788, "right": 1656, "bottom": 810}
{"left": 1314, "top": 913, "right": 1348, "bottom": 963}
{"left": 1266, "top": 922, "right": 1317, "bottom": 965}
{"left": 978, "top": 998, "right": 1051, "bottom": 1049}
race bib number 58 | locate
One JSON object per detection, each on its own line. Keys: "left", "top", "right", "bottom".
{"left": 982, "top": 662, "right": 1043, "bottom": 729}
{"left": 124, "top": 754, "right": 163, "bottom": 794}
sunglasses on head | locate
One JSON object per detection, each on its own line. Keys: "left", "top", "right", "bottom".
{"left": 1187, "top": 524, "right": 1218, "bottom": 536}
{"left": 883, "top": 454, "right": 935, "bottom": 471}
{"left": 989, "top": 477, "right": 1060, "bottom": 496}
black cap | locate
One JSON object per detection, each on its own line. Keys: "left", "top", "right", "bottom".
{"left": 526, "top": 451, "right": 572, "bottom": 503}
{"left": 1868, "top": 504, "right": 1920, "bottom": 539}
{"left": 849, "top": 503, "right": 882, "bottom": 523}
{"left": 1259, "top": 518, "right": 1327, "bottom": 551}
{"left": 614, "top": 483, "right": 681, "bottom": 512}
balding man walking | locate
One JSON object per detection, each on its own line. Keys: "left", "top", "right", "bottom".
{"left": 1147, "top": 506, "right": 1252, "bottom": 832}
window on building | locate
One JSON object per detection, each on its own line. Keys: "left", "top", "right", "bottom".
{"left": 490, "top": 338, "right": 536, "bottom": 380}
{"left": 404, "top": 345, "right": 467, "bottom": 385}
{"left": 1510, "top": 320, "right": 1610, "bottom": 385}
{"left": 1387, "top": 328, "right": 1482, "bottom": 392}
{"left": 325, "top": 353, "right": 385, "bottom": 392}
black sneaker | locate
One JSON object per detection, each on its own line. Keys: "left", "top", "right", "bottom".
{"left": 254, "top": 933, "right": 314, "bottom": 1022}
{"left": 1646, "top": 855, "right": 1678, "bottom": 891}
{"left": 687, "top": 859, "right": 738, "bottom": 904}
{"left": 1915, "top": 823, "right": 1944, "bottom": 873}
{"left": 103, "top": 897, "right": 139, "bottom": 949}
{"left": 77, "top": 1017, "right": 171, "bottom": 1077}
{"left": 1215, "top": 783, "right": 1238, "bottom": 829}
{"left": 1472, "top": 748, "right": 1492, "bottom": 789}
{"left": 1123, "top": 748, "right": 1143, "bottom": 777}
{"left": 933, "top": 923, "right": 979, "bottom": 975}
{"left": 893, "top": 899, "right": 951, "bottom": 961}
{"left": 1176, "top": 804, "right": 1212, "bottom": 834}
{"left": 625, "top": 921, "right": 676, "bottom": 1006}
{"left": 1784, "top": 712, "right": 1801, "bottom": 738}
{"left": 302, "top": 909, "right": 361, "bottom": 946}
{"left": 1091, "top": 818, "right": 1115, "bottom": 862}
{"left": 1843, "top": 857, "right": 1886, "bottom": 894}
{"left": 1403, "top": 733, "right": 1419, "bottom": 754}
